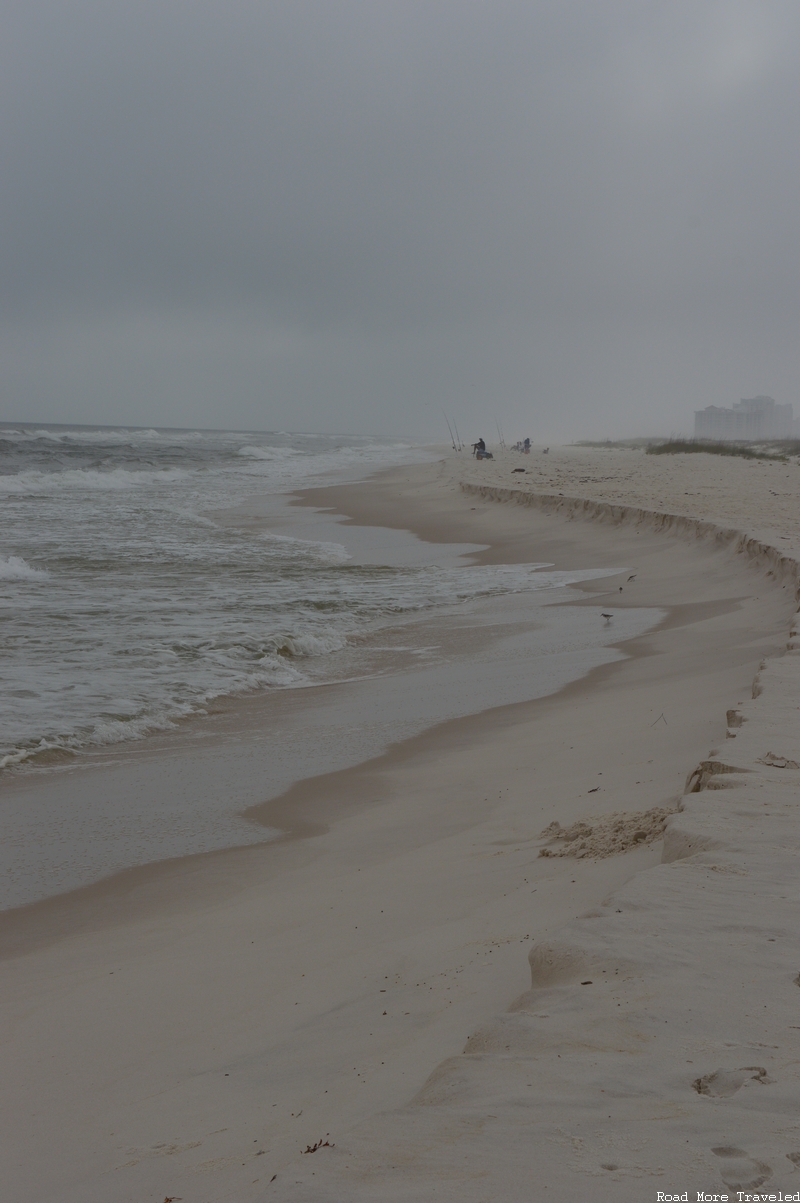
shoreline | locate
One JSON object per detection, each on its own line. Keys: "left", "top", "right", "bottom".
{"left": 0, "top": 583, "right": 736, "bottom": 963}
{"left": 2, "top": 453, "right": 797, "bottom": 1202}
{"left": 0, "top": 457, "right": 660, "bottom": 914}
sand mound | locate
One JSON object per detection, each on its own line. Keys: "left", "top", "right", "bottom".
{"left": 538, "top": 805, "right": 677, "bottom": 859}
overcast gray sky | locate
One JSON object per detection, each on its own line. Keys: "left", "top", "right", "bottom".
{"left": 1, "top": 0, "right": 798, "bottom": 440}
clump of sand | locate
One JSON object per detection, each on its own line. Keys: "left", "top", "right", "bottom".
{"left": 538, "top": 805, "right": 677, "bottom": 858}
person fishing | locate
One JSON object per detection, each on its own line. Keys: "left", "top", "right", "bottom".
{"left": 472, "top": 437, "right": 486, "bottom": 457}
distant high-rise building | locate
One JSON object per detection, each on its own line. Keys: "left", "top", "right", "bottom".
{"left": 694, "top": 396, "right": 793, "bottom": 441}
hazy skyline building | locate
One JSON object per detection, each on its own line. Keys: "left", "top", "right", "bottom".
{"left": 694, "top": 396, "right": 794, "bottom": 441}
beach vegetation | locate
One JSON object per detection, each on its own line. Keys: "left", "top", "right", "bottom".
{"left": 573, "top": 439, "right": 662, "bottom": 449}
{"left": 646, "top": 440, "right": 787, "bottom": 461}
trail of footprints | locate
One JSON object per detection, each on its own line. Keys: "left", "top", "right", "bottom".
{"left": 688, "top": 1064, "right": 800, "bottom": 1189}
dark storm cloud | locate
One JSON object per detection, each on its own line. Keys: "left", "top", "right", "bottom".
{"left": 1, "top": 1, "right": 799, "bottom": 436}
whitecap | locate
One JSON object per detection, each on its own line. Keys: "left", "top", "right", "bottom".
{"left": 237, "top": 445, "right": 302, "bottom": 460}
{"left": 268, "top": 629, "right": 349, "bottom": 658}
{"left": 0, "top": 554, "right": 49, "bottom": 580}
{"left": 0, "top": 466, "right": 191, "bottom": 493}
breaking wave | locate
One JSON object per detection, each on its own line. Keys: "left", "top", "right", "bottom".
{"left": 0, "top": 554, "right": 49, "bottom": 580}
{"left": 0, "top": 466, "right": 191, "bottom": 494}
{"left": 0, "top": 423, "right": 443, "bottom": 770}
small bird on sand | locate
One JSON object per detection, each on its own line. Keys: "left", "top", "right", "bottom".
{"left": 601, "top": 613, "right": 613, "bottom": 623}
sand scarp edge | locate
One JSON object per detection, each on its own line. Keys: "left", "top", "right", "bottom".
{"left": 458, "top": 481, "right": 800, "bottom": 600}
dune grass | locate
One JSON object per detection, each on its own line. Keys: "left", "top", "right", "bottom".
{"left": 647, "top": 440, "right": 786, "bottom": 461}
{"left": 574, "top": 439, "right": 658, "bottom": 449}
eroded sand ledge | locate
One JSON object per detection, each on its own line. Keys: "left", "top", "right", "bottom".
{"left": 459, "top": 480, "right": 800, "bottom": 595}
{"left": 279, "top": 453, "right": 800, "bottom": 1201}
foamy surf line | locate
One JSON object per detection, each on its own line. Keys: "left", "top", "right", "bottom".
{"left": 0, "top": 551, "right": 623, "bottom": 773}
{"left": 0, "top": 427, "right": 440, "bottom": 772}
{"left": 0, "top": 556, "right": 655, "bottom": 907}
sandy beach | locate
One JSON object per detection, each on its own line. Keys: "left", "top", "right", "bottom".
{"left": 3, "top": 446, "right": 800, "bottom": 1202}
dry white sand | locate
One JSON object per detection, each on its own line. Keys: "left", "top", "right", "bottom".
{"left": 461, "top": 441, "right": 800, "bottom": 553}
{"left": 2, "top": 447, "right": 799, "bottom": 1201}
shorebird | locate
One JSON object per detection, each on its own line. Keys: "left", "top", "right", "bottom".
{"left": 601, "top": 613, "right": 613, "bottom": 623}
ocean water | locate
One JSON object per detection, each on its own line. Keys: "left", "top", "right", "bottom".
{"left": 0, "top": 423, "right": 628, "bottom": 776}
{"left": 0, "top": 425, "right": 436, "bottom": 768}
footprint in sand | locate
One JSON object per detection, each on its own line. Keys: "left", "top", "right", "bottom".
{"left": 787, "top": 1152, "right": 800, "bottom": 1169}
{"left": 712, "top": 1146, "right": 772, "bottom": 1190}
{"left": 693, "top": 1066, "right": 772, "bottom": 1097}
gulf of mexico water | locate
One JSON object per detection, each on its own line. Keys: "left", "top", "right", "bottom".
{"left": 0, "top": 424, "right": 439, "bottom": 769}
{"left": 0, "top": 423, "right": 662, "bottom": 907}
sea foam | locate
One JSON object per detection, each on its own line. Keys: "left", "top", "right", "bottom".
{"left": 0, "top": 554, "right": 49, "bottom": 580}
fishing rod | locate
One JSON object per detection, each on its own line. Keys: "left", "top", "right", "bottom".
{"left": 453, "top": 420, "right": 463, "bottom": 451}
{"left": 495, "top": 418, "right": 506, "bottom": 451}
{"left": 443, "top": 412, "right": 457, "bottom": 451}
